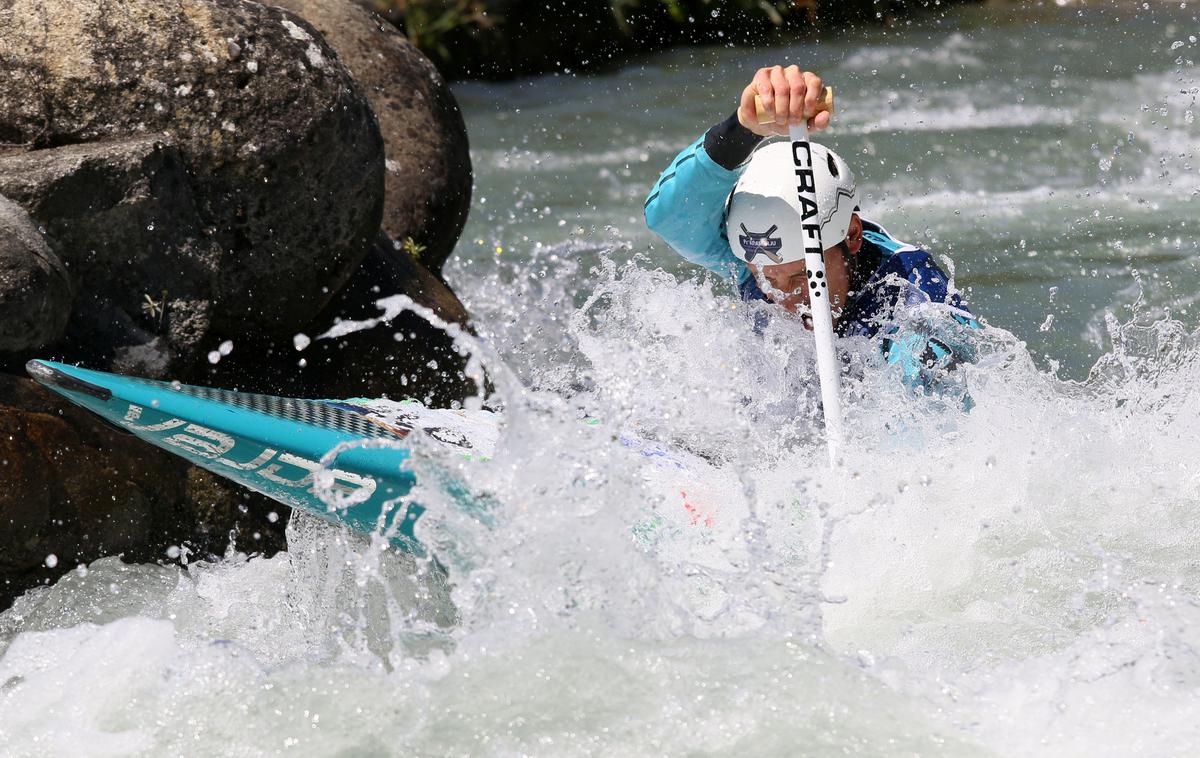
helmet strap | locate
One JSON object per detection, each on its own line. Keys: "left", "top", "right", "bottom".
{"left": 836, "top": 239, "right": 852, "bottom": 267}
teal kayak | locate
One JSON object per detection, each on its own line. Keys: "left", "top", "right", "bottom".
{"left": 26, "top": 359, "right": 717, "bottom": 553}
{"left": 25, "top": 359, "right": 441, "bottom": 547}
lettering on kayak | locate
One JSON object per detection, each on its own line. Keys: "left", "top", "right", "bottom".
{"left": 122, "top": 405, "right": 187, "bottom": 432}
{"left": 218, "top": 447, "right": 278, "bottom": 471}
{"left": 259, "top": 452, "right": 318, "bottom": 487}
{"left": 117, "top": 402, "right": 377, "bottom": 500}
{"left": 165, "top": 424, "right": 236, "bottom": 459}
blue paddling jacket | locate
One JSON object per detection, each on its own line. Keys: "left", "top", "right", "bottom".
{"left": 644, "top": 113, "right": 981, "bottom": 392}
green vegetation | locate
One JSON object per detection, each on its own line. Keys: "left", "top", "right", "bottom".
{"left": 400, "top": 236, "right": 428, "bottom": 260}
{"left": 370, "top": 1, "right": 497, "bottom": 65}
{"left": 365, "top": 0, "right": 961, "bottom": 80}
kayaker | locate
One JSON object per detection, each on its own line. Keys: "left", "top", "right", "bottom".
{"left": 644, "top": 65, "right": 980, "bottom": 391}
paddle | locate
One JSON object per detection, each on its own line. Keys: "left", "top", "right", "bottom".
{"left": 755, "top": 86, "right": 844, "bottom": 465}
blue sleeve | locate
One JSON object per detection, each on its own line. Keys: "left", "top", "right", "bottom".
{"left": 862, "top": 247, "right": 982, "bottom": 403}
{"left": 644, "top": 136, "right": 751, "bottom": 285}
{"left": 882, "top": 310, "right": 982, "bottom": 409}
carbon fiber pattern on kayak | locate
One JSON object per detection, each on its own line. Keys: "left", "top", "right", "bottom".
{"left": 115, "top": 374, "right": 413, "bottom": 442}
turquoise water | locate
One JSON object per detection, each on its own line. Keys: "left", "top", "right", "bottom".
{"left": 4, "top": 3, "right": 1200, "bottom": 755}
{"left": 451, "top": 2, "right": 1200, "bottom": 379}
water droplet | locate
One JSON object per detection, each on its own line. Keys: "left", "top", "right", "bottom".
{"left": 44, "top": 554, "right": 57, "bottom": 568}
{"left": 293, "top": 333, "right": 311, "bottom": 351}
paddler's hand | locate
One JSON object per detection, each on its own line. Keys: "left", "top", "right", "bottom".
{"left": 738, "top": 65, "right": 830, "bottom": 137}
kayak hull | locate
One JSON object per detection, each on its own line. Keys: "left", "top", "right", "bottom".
{"left": 25, "top": 360, "right": 424, "bottom": 544}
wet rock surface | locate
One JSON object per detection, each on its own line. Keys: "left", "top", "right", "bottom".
{"left": 0, "top": 0, "right": 385, "bottom": 373}
{"left": 207, "top": 231, "right": 475, "bottom": 406}
{"left": 296, "top": 232, "right": 474, "bottom": 404}
{"left": 0, "top": 0, "right": 478, "bottom": 605}
{"left": 272, "top": 0, "right": 473, "bottom": 270}
{"left": 0, "top": 195, "right": 71, "bottom": 354}
{"left": 0, "top": 371, "right": 287, "bottom": 613}
{"left": 0, "top": 138, "right": 212, "bottom": 375}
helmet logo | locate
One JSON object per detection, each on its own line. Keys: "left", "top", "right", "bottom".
{"left": 738, "top": 224, "right": 783, "bottom": 264}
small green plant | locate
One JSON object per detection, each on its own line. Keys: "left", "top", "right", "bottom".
{"left": 401, "top": 236, "right": 428, "bottom": 259}
{"left": 141, "top": 289, "right": 169, "bottom": 329}
{"left": 373, "top": 0, "right": 499, "bottom": 63}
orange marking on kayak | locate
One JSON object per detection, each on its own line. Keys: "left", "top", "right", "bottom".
{"left": 680, "top": 490, "right": 714, "bottom": 527}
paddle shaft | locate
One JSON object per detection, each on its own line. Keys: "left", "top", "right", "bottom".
{"left": 754, "top": 87, "right": 844, "bottom": 464}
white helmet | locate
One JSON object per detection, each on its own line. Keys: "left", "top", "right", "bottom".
{"left": 726, "top": 141, "right": 860, "bottom": 267}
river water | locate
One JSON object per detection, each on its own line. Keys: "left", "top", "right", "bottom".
{"left": 3, "top": 2, "right": 1200, "bottom": 755}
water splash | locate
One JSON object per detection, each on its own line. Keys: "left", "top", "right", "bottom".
{"left": 6, "top": 3, "right": 1200, "bottom": 752}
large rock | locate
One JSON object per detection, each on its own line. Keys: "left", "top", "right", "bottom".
{"left": 0, "top": 195, "right": 72, "bottom": 353}
{"left": 291, "top": 232, "right": 475, "bottom": 404}
{"left": 207, "top": 231, "right": 476, "bottom": 406}
{"left": 0, "top": 138, "right": 212, "bottom": 375}
{"left": 0, "top": 372, "right": 287, "bottom": 611}
{"left": 0, "top": 0, "right": 479, "bottom": 602}
{"left": 0, "top": 0, "right": 385, "bottom": 374}
{"left": 271, "top": 0, "right": 472, "bottom": 270}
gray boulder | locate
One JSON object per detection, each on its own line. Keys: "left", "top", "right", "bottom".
{"left": 0, "top": 195, "right": 72, "bottom": 353}
{"left": 0, "top": 138, "right": 211, "bottom": 373}
{"left": 0, "top": 0, "right": 482, "bottom": 608}
{"left": 207, "top": 231, "right": 476, "bottom": 406}
{"left": 291, "top": 231, "right": 476, "bottom": 405}
{"left": 0, "top": 0, "right": 385, "bottom": 374}
{"left": 270, "top": 0, "right": 473, "bottom": 271}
